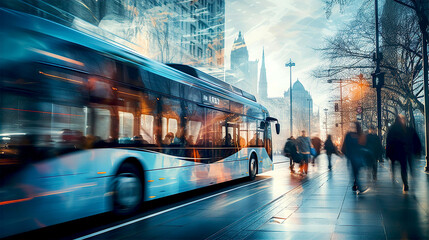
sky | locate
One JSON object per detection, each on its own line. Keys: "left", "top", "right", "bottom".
{"left": 224, "top": 0, "right": 360, "bottom": 110}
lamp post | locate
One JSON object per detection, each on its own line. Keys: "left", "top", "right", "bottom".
{"left": 285, "top": 59, "right": 295, "bottom": 137}
{"left": 327, "top": 79, "right": 344, "bottom": 137}
{"left": 324, "top": 108, "right": 328, "bottom": 138}
{"left": 373, "top": 0, "right": 383, "bottom": 142}
{"left": 307, "top": 98, "right": 312, "bottom": 137}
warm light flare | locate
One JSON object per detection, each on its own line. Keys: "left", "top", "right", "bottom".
{"left": 30, "top": 48, "right": 84, "bottom": 66}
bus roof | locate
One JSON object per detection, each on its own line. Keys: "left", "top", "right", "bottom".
{"left": 0, "top": 7, "right": 267, "bottom": 116}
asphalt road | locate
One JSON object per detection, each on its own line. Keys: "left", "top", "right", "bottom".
{"left": 7, "top": 155, "right": 331, "bottom": 240}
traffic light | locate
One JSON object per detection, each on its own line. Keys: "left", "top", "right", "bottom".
{"left": 334, "top": 103, "right": 339, "bottom": 112}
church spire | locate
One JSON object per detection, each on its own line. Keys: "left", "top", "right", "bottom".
{"left": 258, "top": 47, "right": 268, "bottom": 99}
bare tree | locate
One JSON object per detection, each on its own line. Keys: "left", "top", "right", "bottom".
{"left": 317, "top": 0, "right": 425, "bottom": 132}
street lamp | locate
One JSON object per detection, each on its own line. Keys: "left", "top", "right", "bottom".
{"left": 285, "top": 59, "right": 295, "bottom": 137}
{"left": 324, "top": 108, "right": 328, "bottom": 138}
{"left": 327, "top": 79, "right": 344, "bottom": 137}
{"left": 324, "top": 108, "right": 329, "bottom": 139}
{"left": 307, "top": 98, "right": 312, "bottom": 137}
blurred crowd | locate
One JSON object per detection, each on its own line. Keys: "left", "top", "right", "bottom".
{"left": 283, "top": 114, "right": 422, "bottom": 193}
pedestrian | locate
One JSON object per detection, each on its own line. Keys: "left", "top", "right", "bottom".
{"left": 386, "top": 114, "right": 419, "bottom": 191}
{"left": 341, "top": 122, "right": 368, "bottom": 193}
{"left": 406, "top": 125, "right": 422, "bottom": 177}
{"left": 324, "top": 135, "right": 336, "bottom": 170}
{"left": 311, "top": 136, "right": 322, "bottom": 163}
{"left": 284, "top": 136, "right": 300, "bottom": 173}
{"left": 296, "top": 130, "right": 311, "bottom": 174}
{"left": 365, "top": 127, "right": 383, "bottom": 181}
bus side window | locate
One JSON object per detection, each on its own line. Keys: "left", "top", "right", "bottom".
{"left": 88, "top": 76, "right": 116, "bottom": 105}
{"left": 124, "top": 64, "right": 144, "bottom": 88}
{"left": 184, "top": 103, "right": 204, "bottom": 146}
{"left": 183, "top": 85, "right": 201, "bottom": 103}
{"left": 76, "top": 46, "right": 116, "bottom": 79}
{"left": 118, "top": 111, "right": 134, "bottom": 144}
{"left": 239, "top": 116, "right": 248, "bottom": 148}
{"left": 92, "top": 107, "right": 112, "bottom": 143}
{"left": 139, "top": 92, "right": 157, "bottom": 145}
{"left": 148, "top": 72, "right": 169, "bottom": 95}
{"left": 161, "top": 97, "right": 182, "bottom": 147}
{"left": 139, "top": 114, "right": 153, "bottom": 144}
{"left": 248, "top": 120, "right": 257, "bottom": 147}
{"left": 225, "top": 113, "right": 237, "bottom": 147}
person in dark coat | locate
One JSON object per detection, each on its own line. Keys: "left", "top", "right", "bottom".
{"left": 365, "top": 127, "right": 383, "bottom": 181}
{"left": 386, "top": 114, "right": 410, "bottom": 191}
{"left": 284, "top": 136, "right": 299, "bottom": 173}
{"left": 324, "top": 135, "right": 336, "bottom": 170}
{"left": 406, "top": 125, "right": 422, "bottom": 177}
{"left": 341, "top": 122, "right": 367, "bottom": 192}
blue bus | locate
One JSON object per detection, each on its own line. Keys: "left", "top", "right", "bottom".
{"left": 0, "top": 7, "right": 280, "bottom": 237}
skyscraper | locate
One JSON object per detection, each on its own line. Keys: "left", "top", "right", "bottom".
{"left": 227, "top": 31, "right": 258, "bottom": 96}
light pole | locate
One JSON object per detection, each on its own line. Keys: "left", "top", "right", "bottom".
{"left": 372, "top": 0, "right": 384, "bottom": 142}
{"left": 424, "top": 32, "right": 429, "bottom": 172}
{"left": 324, "top": 108, "right": 328, "bottom": 138}
{"left": 307, "top": 98, "right": 312, "bottom": 137}
{"left": 327, "top": 79, "right": 344, "bottom": 137}
{"left": 285, "top": 59, "right": 295, "bottom": 137}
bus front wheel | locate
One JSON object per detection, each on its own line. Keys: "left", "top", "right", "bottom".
{"left": 113, "top": 162, "right": 143, "bottom": 215}
{"left": 249, "top": 154, "right": 258, "bottom": 180}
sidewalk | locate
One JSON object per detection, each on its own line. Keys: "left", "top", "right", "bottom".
{"left": 213, "top": 155, "right": 429, "bottom": 240}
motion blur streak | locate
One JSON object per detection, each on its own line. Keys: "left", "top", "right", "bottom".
{"left": 39, "top": 71, "right": 84, "bottom": 85}
{"left": 0, "top": 183, "right": 97, "bottom": 206}
{"left": 1, "top": 107, "right": 84, "bottom": 117}
{"left": 30, "top": 48, "right": 85, "bottom": 66}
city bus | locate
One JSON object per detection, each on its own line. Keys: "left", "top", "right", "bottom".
{"left": 0, "top": 7, "right": 280, "bottom": 237}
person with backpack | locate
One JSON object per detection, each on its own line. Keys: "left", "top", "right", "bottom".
{"left": 284, "top": 136, "right": 300, "bottom": 173}
{"left": 296, "top": 130, "right": 311, "bottom": 174}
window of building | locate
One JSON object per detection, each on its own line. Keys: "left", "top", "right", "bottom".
{"left": 198, "top": 47, "right": 203, "bottom": 58}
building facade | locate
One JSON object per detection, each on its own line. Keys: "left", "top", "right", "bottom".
{"left": 1, "top": 0, "right": 225, "bottom": 68}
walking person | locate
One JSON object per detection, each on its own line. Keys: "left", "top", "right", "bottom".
{"left": 296, "top": 130, "right": 311, "bottom": 174}
{"left": 284, "top": 136, "right": 300, "bottom": 173}
{"left": 365, "top": 127, "right": 383, "bottom": 181}
{"left": 406, "top": 125, "right": 422, "bottom": 177}
{"left": 311, "top": 136, "right": 322, "bottom": 164}
{"left": 386, "top": 114, "right": 417, "bottom": 191}
{"left": 341, "top": 122, "right": 368, "bottom": 193}
{"left": 324, "top": 135, "right": 336, "bottom": 170}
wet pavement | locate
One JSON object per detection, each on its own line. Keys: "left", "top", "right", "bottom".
{"left": 218, "top": 155, "right": 429, "bottom": 240}
{"left": 8, "top": 154, "right": 429, "bottom": 240}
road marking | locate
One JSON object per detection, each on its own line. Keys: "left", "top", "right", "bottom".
{"left": 74, "top": 178, "right": 271, "bottom": 240}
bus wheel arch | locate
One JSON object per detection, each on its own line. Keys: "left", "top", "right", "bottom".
{"left": 112, "top": 158, "right": 145, "bottom": 215}
{"left": 248, "top": 152, "right": 258, "bottom": 180}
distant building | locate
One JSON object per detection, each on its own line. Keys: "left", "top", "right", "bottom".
{"left": 226, "top": 31, "right": 258, "bottom": 96}
{"left": 258, "top": 48, "right": 268, "bottom": 100}
{"left": 284, "top": 80, "right": 319, "bottom": 137}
